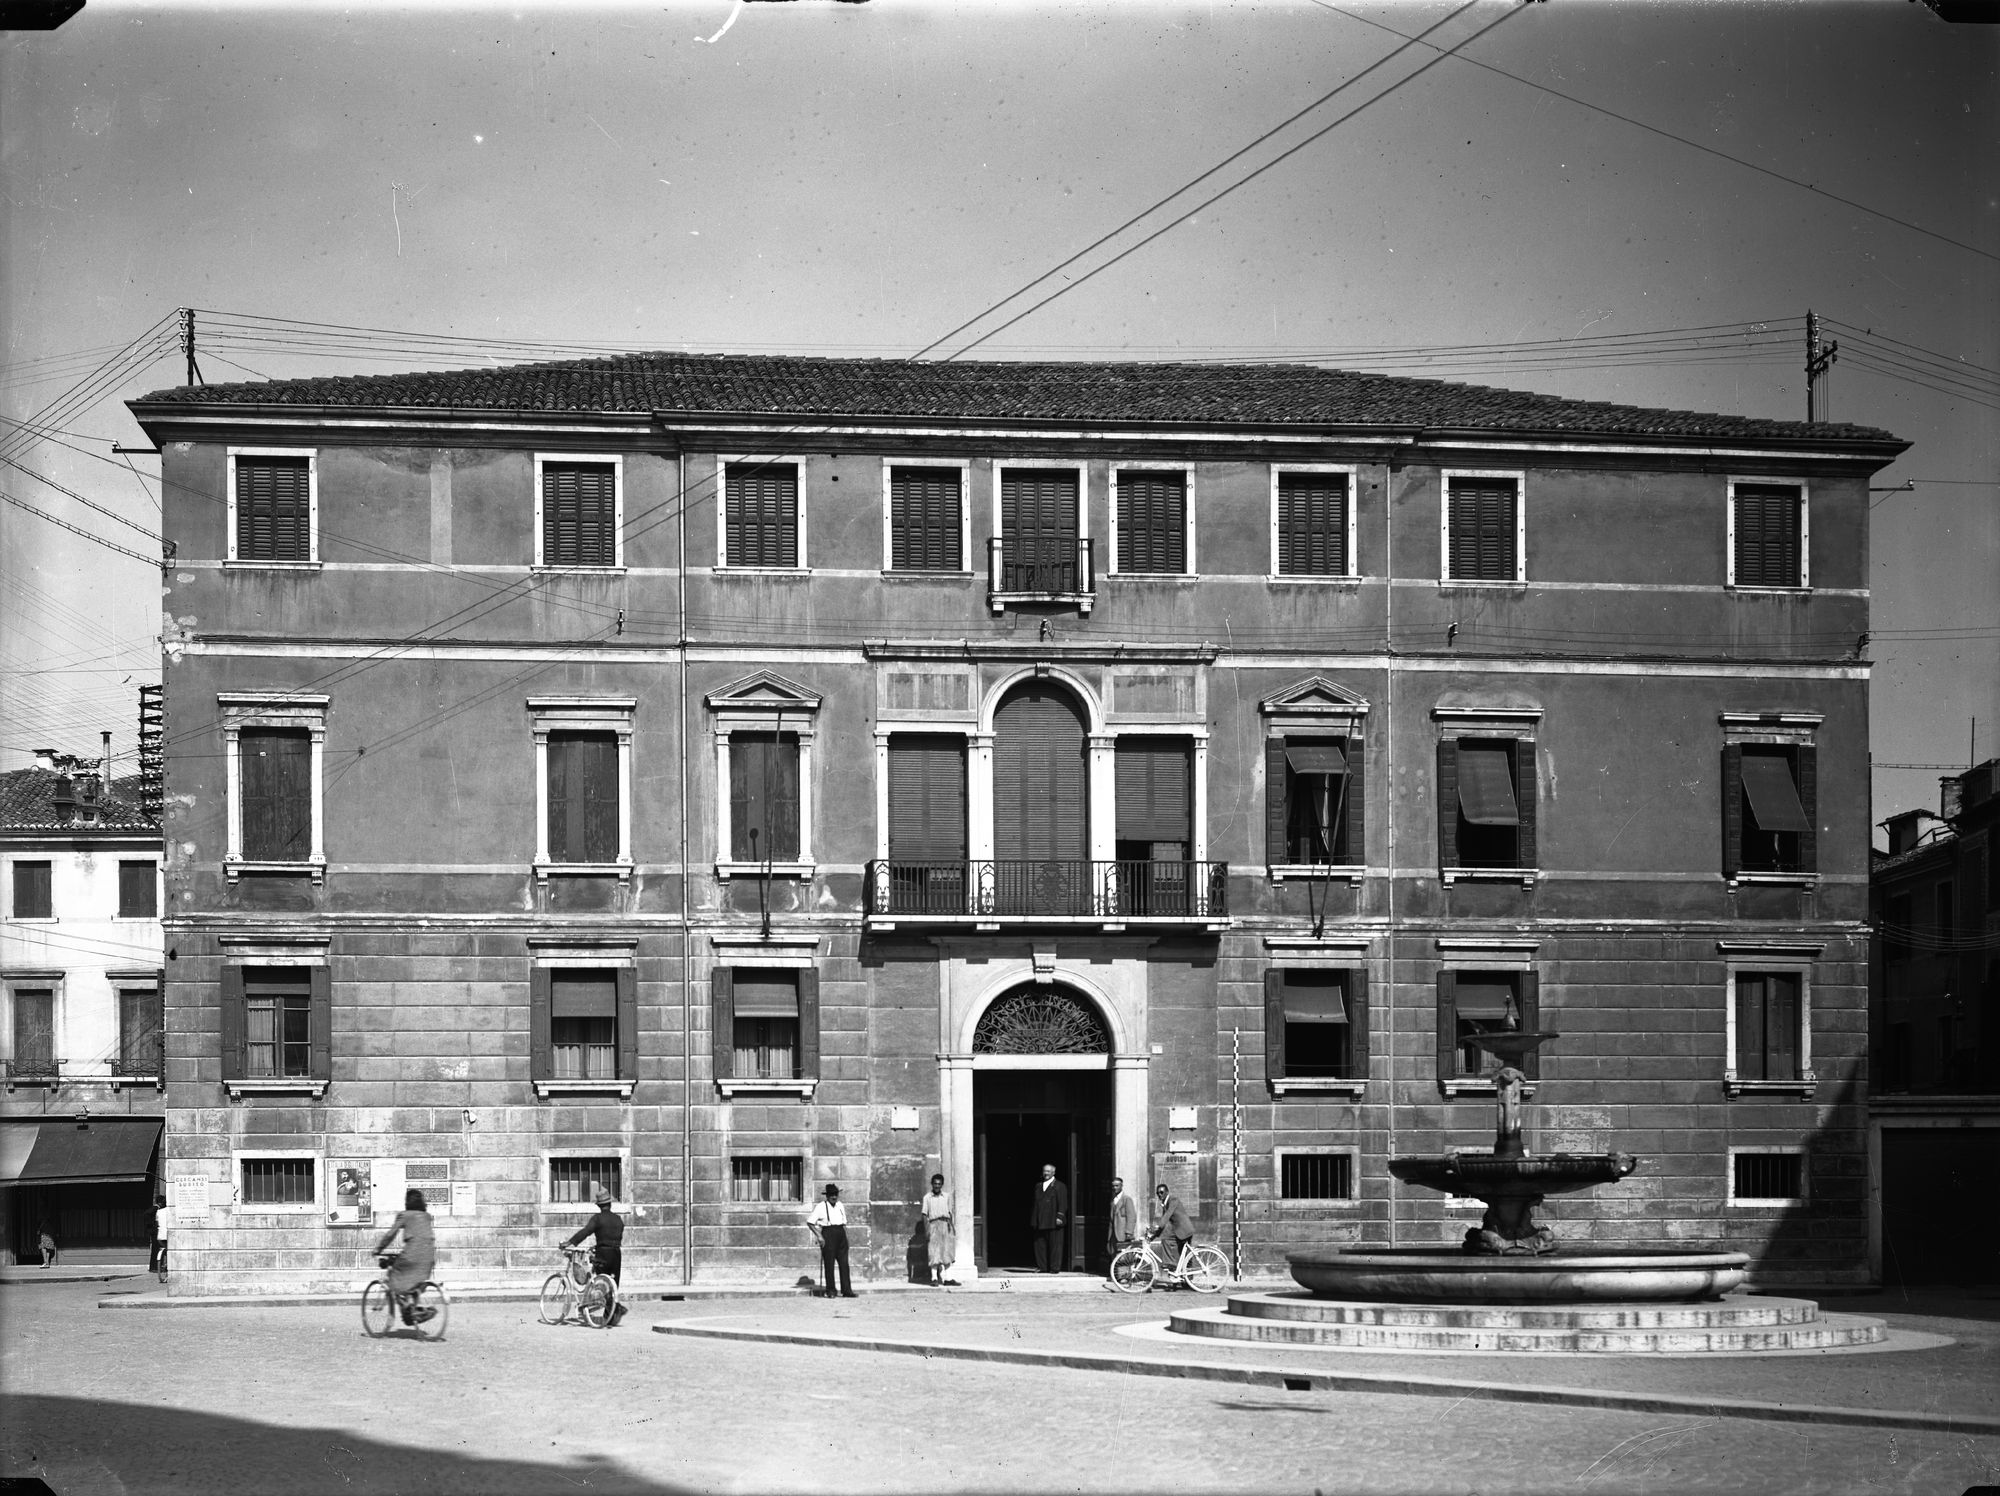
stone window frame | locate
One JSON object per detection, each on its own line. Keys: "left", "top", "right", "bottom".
{"left": 1272, "top": 1145, "right": 1361, "bottom": 1209}
{"left": 707, "top": 673, "right": 821, "bottom": 882}
{"left": 1108, "top": 461, "right": 1197, "bottom": 577}
{"left": 716, "top": 454, "right": 810, "bottom": 572}
{"left": 1720, "top": 711, "right": 1821, "bottom": 890}
{"left": 1434, "top": 704, "right": 1541, "bottom": 887}
{"left": 879, "top": 458, "right": 973, "bottom": 575}
{"left": 528, "top": 937, "right": 639, "bottom": 1100}
{"left": 230, "top": 1147, "right": 322, "bottom": 1216}
{"left": 1267, "top": 462, "right": 1360, "bottom": 582}
{"left": 220, "top": 693, "right": 328, "bottom": 881}
{"left": 1262, "top": 936, "right": 1370, "bottom": 1099}
{"left": 1719, "top": 940, "right": 1819, "bottom": 1100}
{"left": 1438, "top": 467, "right": 1526, "bottom": 587}
{"left": 989, "top": 460, "right": 1094, "bottom": 615}
{"left": 218, "top": 933, "right": 332, "bottom": 1098}
{"left": 709, "top": 932, "right": 820, "bottom": 1100}
{"left": 541, "top": 1146, "right": 635, "bottom": 1218}
{"left": 528, "top": 697, "right": 636, "bottom": 880}
{"left": 532, "top": 452, "right": 625, "bottom": 571}
{"left": 1726, "top": 477, "right": 1811, "bottom": 592}
{"left": 1260, "top": 678, "right": 1369, "bottom": 884}
{"left": 1434, "top": 937, "right": 1541, "bottom": 1099}
{"left": 1726, "top": 1145, "right": 1809, "bottom": 1208}
{"left": 226, "top": 446, "right": 319, "bottom": 568}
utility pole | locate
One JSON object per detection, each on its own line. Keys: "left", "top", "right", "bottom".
{"left": 181, "top": 307, "right": 204, "bottom": 387}
{"left": 1805, "top": 309, "right": 1838, "bottom": 422}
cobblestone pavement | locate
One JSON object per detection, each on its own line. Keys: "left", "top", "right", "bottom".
{"left": 2, "top": 1279, "right": 1997, "bottom": 1495}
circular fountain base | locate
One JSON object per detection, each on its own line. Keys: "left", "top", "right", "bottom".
{"left": 1289, "top": 1247, "right": 1751, "bottom": 1304}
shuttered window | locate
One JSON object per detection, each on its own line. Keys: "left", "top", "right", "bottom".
{"left": 1442, "top": 738, "right": 1527, "bottom": 869}
{"left": 889, "top": 467, "right": 963, "bottom": 571}
{"left": 992, "top": 684, "right": 1088, "bottom": 862}
{"left": 11, "top": 989, "right": 55, "bottom": 1074}
{"left": 118, "top": 860, "right": 157, "bottom": 918}
{"left": 1735, "top": 972, "right": 1802, "bottom": 1082}
{"left": 240, "top": 728, "right": 313, "bottom": 862}
{"left": 1114, "top": 738, "right": 1192, "bottom": 850}
{"left": 1446, "top": 477, "right": 1518, "bottom": 581}
{"left": 999, "top": 468, "right": 1080, "bottom": 592}
{"left": 730, "top": 733, "right": 800, "bottom": 861}
{"left": 1436, "top": 970, "right": 1539, "bottom": 1081}
{"left": 541, "top": 461, "right": 618, "bottom": 567}
{"left": 711, "top": 968, "right": 820, "bottom": 1085}
{"left": 888, "top": 736, "right": 968, "bottom": 864}
{"left": 1117, "top": 470, "right": 1186, "bottom": 574}
{"left": 548, "top": 732, "right": 620, "bottom": 864}
{"left": 12, "top": 861, "right": 52, "bottom": 919}
{"left": 725, "top": 462, "right": 799, "bottom": 568}
{"left": 1733, "top": 483, "right": 1803, "bottom": 588}
{"left": 1276, "top": 471, "right": 1348, "bottom": 576}
{"left": 243, "top": 970, "right": 313, "bottom": 1079}
{"left": 235, "top": 455, "right": 312, "bottom": 561}
{"left": 118, "top": 986, "right": 163, "bottom": 1075}
{"left": 1272, "top": 738, "right": 1356, "bottom": 864}
{"left": 550, "top": 971, "right": 619, "bottom": 1080}
{"left": 1724, "top": 743, "right": 1815, "bottom": 874}
{"left": 1263, "top": 968, "right": 1369, "bottom": 1083}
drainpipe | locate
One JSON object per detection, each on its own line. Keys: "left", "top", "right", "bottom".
{"left": 678, "top": 447, "right": 693, "bottom": 1286}
{"left": 1384, "top": 454, "right": 1400, "bottom": 1250}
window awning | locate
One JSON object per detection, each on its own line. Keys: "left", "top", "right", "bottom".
{"left": 1281, "top": 980, "right": 1347, "bottom": 1024}
{"left": 550, "top": 973, "right": 618, "bottom": 1019}
{"left": 1454, "top": 981, "right": 1518, "bottom": 1022}
{"left": 1456, "top": 743, "right": 1519, "bottom": 826}
{"left": 1740, "top": 754, "right": 1808, "bottom": 833}
{"left": 733, "top": 972, "right": 799, "bottom": 1018}
{"left": 0, "top": 1119, "right": 160, "bottom": 1186}
{"left": 1285, "top": 742, "right": 1347, "bottom": 776}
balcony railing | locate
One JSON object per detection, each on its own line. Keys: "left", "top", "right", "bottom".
{"left": 987, "top": 536, "right": 1095, "bottom": 608}
{"left": 866, "top": 859, "right": 1227, "bottom": 922}
{"left": 1, "top": 1056, "right": 60, "bottom": 1086}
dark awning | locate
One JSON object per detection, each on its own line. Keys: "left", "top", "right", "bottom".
{"left": 1286, "top": 742, "right": 1347, "bottom": 776}
{"left": 1456, "top": 743, "right": 1519, "bottom": 826}
{"left": 0, "top": 1119, "right": 160, "bottom": 1186}
{"left": 1281, "top": 979, "right": 1347, "bottom": 1024}
{"left": 1741, "top": 754, "right": 1809, "bottom": 833}
{"left": 1454, "top": 981, "right": 1518, "bottom": 1022}
{"left": 733, "top": 972, "right": 799, "bottom": 1018}
{"left": 550, "top": 973, "right": 617, "bottom": 1019}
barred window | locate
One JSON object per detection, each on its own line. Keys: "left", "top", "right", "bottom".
{"left": 550, "top": 1156, "right": 623, "bottom": 1205}
{"left": 731, "top": 1156, "right": 804, "bottom": 1203}
{"left": 1732, "top": 1152, "right": 1804, "bottom": 1202}
{"left": 1279, "top": 1153, "right": 1353, "bottom": 1201}
{"left": 241, "top": 1157, "right": 316, "bottom": 1206}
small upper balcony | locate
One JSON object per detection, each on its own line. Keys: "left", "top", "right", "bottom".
{"left": 988, "top": 537, "right": 1095, "bottom": 613}
{"left": 864, "top": 857, "right": 1227, "bottom": 930}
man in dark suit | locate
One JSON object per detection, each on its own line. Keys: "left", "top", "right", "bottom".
{"left": 1029, "top": 1162, "right": 1069, "bottom": 1273}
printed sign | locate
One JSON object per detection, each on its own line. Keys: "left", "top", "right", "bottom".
{"left": 171, "top": 1174, "right": 211, "bottom": 1224}
{"left": 370, "top": 1158, "right": 406, "bottom": 1227}
{"left": 450, "top": 1181, "right": 476, "bottom": 1218}
{"left": 329, "top": 1164, "right": 371, "bottom": 1225}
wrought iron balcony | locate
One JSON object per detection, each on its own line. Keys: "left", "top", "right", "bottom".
{"left": 865, "top": 858, "right": 1227, "bottom": 925}
{"left": 987, "top": 537, "right": 1095, "bottom": 611}
{"left": 1, "top": 1056, "right": 60, "bottom": 1086}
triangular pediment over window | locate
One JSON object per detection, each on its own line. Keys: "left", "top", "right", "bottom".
{"left": 1259, "top": 677, "right": 1369, "bottom": 719}
{"left": 704, "top": 671, "right": 822, "bottom": 714}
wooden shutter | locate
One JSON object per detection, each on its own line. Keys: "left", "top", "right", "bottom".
{"left": 710, "top": 968, "right": 733, "bottom": 1083}
{"left": 1115, "top": 739, "right": 1191, "bottom": 845}
{"left": 530, "top": 966, "right": 552, "bottom": 1082}
{"left": 1265, "top": 739, "right": 1289, "bottom": 865}
{"left": 616, "top": 967, "right": 639, "bottom": 1083}
{"left": 1000, "top": 469, "right": 1079, "bottom": 589}
{"left": 1735, "top": 484, "right": 1800, "bottom": 587}
{"left": 1450, "top": 479, "right": 1515, "bottom": 581}
{"left": 243, "top": 728, "right": 311, "bottom": 861}
{"left": 993, "top": 685, "right": 1088, "bottom": 862}
{"left": 888, "top": 736, "right": 968, "bottom": 863}
{"left": 548, "top": 735, "right": 618, "bottom": 863}
{"left": 1796, "top": 744, "right": 1818, "bottom": 873}
{"left": 1277, "top": 473, "right": 1346, "bottom": 576}
{"left": 1769, "top": 973, "right": 1800, "bottom": 1081}
{"left": 1343, "top": 733, "right": 1366, "bottom": 866}
{"left": 727, "top": 463, "right": 798, "bottom": 568}
{"left": 1118, "top": 471, "right": 1184, "bottom": 573}
{"left": 308, "top": 965, "right": 332, "bottom": 1081}
{"left": 1263, "top": 970, "right": 1286, "bottom": 1082}
{"left": 1347, "top": 967, "right": 1370, "bottom": 1079}
{"left": 770, "top": 737, "right": 800, "bottom": 860}
{"left": 1514, "top": 740, "right": 1538, "bottom": 868}
{"left": 729, "top": 737, "right": 755, "bottom": 861}
{"left": 891, "top": 467, "right": 961, "bottom": 571}
{"left": 1519, "top": 972, "right": 1540, "bottom": 1081}
{"left": 1435, "top": 970, "right": 1457, "bottom": 1081}
{"left": 1436, "top": 739, "right": 1460, "bottom": 869}
{"left": 1721, "top": 744, "right": 1744, "bottom": 877}
{"left": 798, "top": 969, "right": 821, "bottom": 1079}
{"left": 220, "top": 966, "right": 247, "bottom": 1080}
{"left": 236, "top": 456, "right": 310, "bottom": 561}
{"left": 541, "top": 462, "right": 616, "bottom": 567}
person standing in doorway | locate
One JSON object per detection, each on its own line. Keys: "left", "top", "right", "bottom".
{"left": 1105, "top": 1176, "right": 1139, "bottom": 1268}
{"left": 920, "top": 1174, "right": 956, "bottom": 1287}
{"left": 1029, "top": 1163, "right": 1068, "bottom": 1274}
{"left": 150, "top": 1195, "right": 169, "bottom": 1283}
{"left": 37, "top": 1222, "right": 57, "bottom": 1268}
{"left": 806, "top": 1183, "right": 855, "bottom": 1298}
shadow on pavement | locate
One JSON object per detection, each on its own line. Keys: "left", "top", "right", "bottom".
{"left": 1, "top": 1394, "right": 690, "bottom": 1496}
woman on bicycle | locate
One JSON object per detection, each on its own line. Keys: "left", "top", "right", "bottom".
{"left": 565, "top": 1185, "right": 625, "bottom": 1323}
{"left": 372, "top": 1188, "right": 437, "bottom": 1325}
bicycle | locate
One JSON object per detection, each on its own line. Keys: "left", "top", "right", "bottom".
{"left": 361, "top": 1254, "right": 450, "bottom": 1339}
{"left": 539, "top": 1243, "right": 618, "bottom": 1328}
{"left": 1108, "top": 1236, "right": 1230, "bottom": 1294}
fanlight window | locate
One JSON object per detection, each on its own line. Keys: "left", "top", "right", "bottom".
{"left": 973, "top": 989, "right": 1110, "bottom": 1055}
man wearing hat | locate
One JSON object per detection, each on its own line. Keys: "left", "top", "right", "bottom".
{"left": 805, "top": 1182, "right": 856, "bottom": 1298}
{"left": 565, "top": 1182, "right": 627, "bottom": 1322}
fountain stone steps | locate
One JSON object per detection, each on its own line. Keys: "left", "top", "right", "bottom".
{"left": 1168, "top": 1295, "right": 1887, "bottom": 1354}
{"left": 1222, "top": 1290, "right": 1819, "bottom": 1331}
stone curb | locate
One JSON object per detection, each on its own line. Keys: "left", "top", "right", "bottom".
{"left": 3, "top": 1270, "right": 149, "bottom": 1286}
{"left": 647, "top": 1321, "right": 2000, "bottom": 1437}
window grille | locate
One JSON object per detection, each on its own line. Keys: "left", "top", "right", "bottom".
{"left": 1733, "top": 1152, "right": 1804, "bottom": 1201}
{"left": 241, "top": 1157, "right": 316, "bottom": 1205}
{"left": 550, "top": 1156, "right": 622, "bottom": 1204}
{"left": 1280, "top": 1153, "right": 1353, "bottom": 1200}
{"left": 731, "top": 1156, "right": 804, "bottom": 1203}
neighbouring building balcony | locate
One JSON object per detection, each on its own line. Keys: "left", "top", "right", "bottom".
{"left": 987, "top": 537, "right": 1095, "bottom": 612}
{"left": 865, "top": 858, "right": 1228, "bottom": 928}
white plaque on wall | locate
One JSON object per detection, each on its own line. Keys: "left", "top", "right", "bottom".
{"left": 1168, "top": 1139, "right": 1198, "bottom": 1154}
{"left": 1168, "top": 1106, "right": 1198, "bottom": 1130}
{"left": 890, "top": 1106, "right": 919, "bottom": 1130}
{"left": 370, "top": 1159, "right": 406, "bottom": 1227}
{"left": 451, "top": 1181, "right": 477, "bottom": 1217}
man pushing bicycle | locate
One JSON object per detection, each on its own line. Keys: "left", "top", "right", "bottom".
{"left": 564, "top": 1183, "right": 626, "bottom": 1325}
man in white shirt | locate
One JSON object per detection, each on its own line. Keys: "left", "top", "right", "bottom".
{"left": 806, "top": 1183, "right": 856, "bottom": 1298}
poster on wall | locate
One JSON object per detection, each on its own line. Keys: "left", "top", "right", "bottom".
{"left": 329, "top": 1164, "right": 371, "bottom": 1225}
{"left": 170, "top": 1174, "right": 211, "bottom": 1224}
{"left": 370, "top": 1159, "right": 407, "bottom": 1227}
{"left": 450, "top": 1181, "right": 476, "bottom": 1218}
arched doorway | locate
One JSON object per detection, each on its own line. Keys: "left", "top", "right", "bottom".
{"left": 971, "top": 985, "right": 1114, "bottom": 1273}
{"left": 991, "top": 681, "right": 1089, "bottom": 915}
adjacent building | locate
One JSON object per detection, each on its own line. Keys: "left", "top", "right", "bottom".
{"left": 1869, "top": 758, "right": 1999, "bottom": 1284}
{"left": 1, "top": 747, "right": 165, "bottom": 1263}
{"left": 127, "top": 354, "right": 1905, "bottom": 1292}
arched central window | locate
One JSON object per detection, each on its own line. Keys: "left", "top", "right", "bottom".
{"left": 991, "top": 681, "right": 1090, "bottom": 913}
{"left": 973, "top": 987, "right": 1110, "bottom": 1054}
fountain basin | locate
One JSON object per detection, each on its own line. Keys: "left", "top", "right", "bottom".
{"left": 1288, "top": 1247, "right": 1751, "bottom": 1304}
{"left": 1388, "top": 1151, "right": 1639, "bottom": 1199}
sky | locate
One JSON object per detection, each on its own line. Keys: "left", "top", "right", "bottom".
{"left": 2, "top": 0, "right": 1994, "bottom": 838}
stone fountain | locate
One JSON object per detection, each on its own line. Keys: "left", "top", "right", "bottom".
{"left": 1161, "top": 1031, "right": 1889, "bottom": 1352}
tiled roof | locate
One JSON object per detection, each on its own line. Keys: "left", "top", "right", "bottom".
{"left": 0, "top": 769, "right": 156, "bottom": 834}
{"left": 130, "top": 352, "right": 1901, "bottom": 447}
